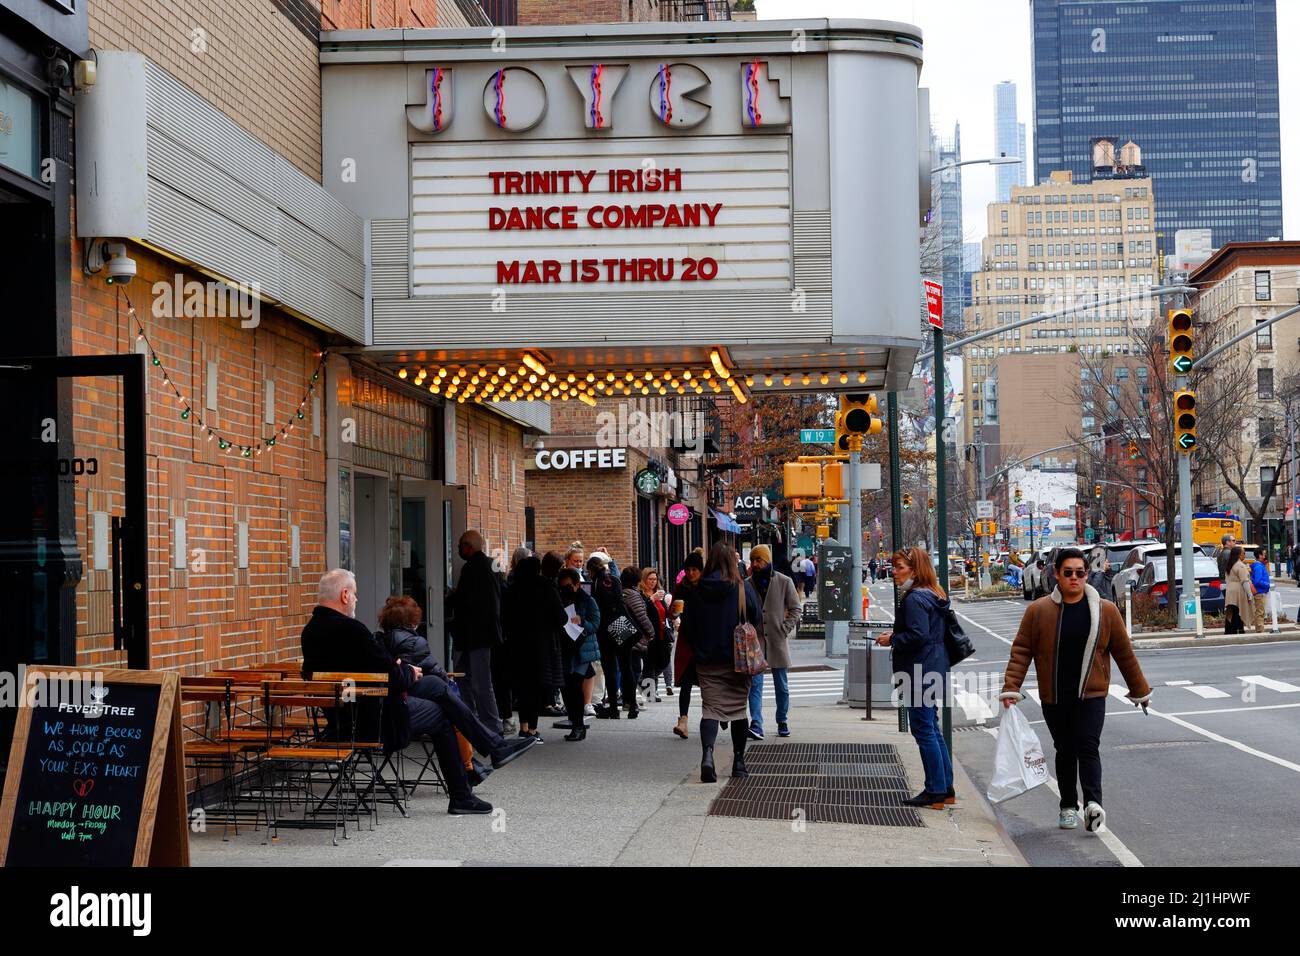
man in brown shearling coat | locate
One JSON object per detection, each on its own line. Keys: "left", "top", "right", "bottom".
{"left": 1000, "top": 547, "right": 1152, "bottom": 833}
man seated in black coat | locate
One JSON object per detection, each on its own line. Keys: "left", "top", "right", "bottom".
{"left": 302, "top": 569, "right": 532, "bottom": 815}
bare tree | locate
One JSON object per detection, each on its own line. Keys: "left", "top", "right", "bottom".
{"left": 1065, "top": 311, "right": 1252, "bottom": 591}
{"left": 1207, "top": 369, "right": 1300, "bottom": 550}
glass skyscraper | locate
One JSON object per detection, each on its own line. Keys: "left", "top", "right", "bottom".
{"left": 931, "top": 124, "right": 966, "bottom": 331}
{"left": 1031, "top": 0, "right": 1282, "bottom": 245}
{"left": 994, "top": 81, "right": 1027, "bottom": 202}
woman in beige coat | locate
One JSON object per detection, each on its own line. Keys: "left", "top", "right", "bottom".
{"left": 1222, "top": 546, "right": 1254, "bottom": 635}
{"left": 746, "top": 545, "right": 802, "bottom": 740}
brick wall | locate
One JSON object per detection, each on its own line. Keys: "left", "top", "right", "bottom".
{"left": 70, "top": 240, "right": 328, "bottom": 680}
{"left": 517, "top": 0, "right": 657, "bottom": 25}
{"left": 321, "top": 0, "right": 443, "bottom": 29}
{"left": 525, "top": 450, "right": 643, "bottom": 563}
{"left": 88, "top": 0, "right": 323, "bottom": 181}
{"left": 456, "top": 405, "right": 528, "bottom": 563}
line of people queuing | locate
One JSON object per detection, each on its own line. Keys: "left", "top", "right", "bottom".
{"left": 299, "top": 530, "right": 808, "bottom": 818}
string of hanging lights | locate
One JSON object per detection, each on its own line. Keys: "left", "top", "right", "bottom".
{"left": 120, "top": 289, "right": 326, "bottom": 458}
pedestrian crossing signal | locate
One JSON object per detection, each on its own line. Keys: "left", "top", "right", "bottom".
{"left": 902, "top": 493, "right": 912, "bottom": 510}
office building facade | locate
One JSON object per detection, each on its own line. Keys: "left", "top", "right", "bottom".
{"left": 1031, "top": 0, "right": 1282, "bottom": 244}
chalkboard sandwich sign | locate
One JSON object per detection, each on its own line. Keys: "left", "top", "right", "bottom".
{"left": 0, "top": 667, "right": 188, "bottom": 867}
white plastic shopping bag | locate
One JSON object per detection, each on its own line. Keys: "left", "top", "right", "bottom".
{"left": 986, "top": 704, "right": 1050, "bottom": 803}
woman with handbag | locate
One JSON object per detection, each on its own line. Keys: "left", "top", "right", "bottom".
{"left": 874, "top": 547, "right": 955, "bottom": 809}
{"left": 1223, "top": 546, "right": 1253, "bottom": 635}
{"left": 557, "top": 567, "right": 601, "bottom": 741}
{"left": 684, "top": 542, "right": 763, "bottom": 783}
{"left": 589, "top": 554, "right": 638, "bottom": 719}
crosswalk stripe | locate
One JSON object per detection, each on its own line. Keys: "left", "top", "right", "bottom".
{"left": 1184, "top": 685, "right": 1231, "bottom": 700}
{"left": 1165, "top": 680, "right": 1193, "bottom": 686}
{"left": 1237, "top": 675, "right": 1300, "bottom": 694}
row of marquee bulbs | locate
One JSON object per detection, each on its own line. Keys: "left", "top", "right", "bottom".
{"left": 395, "top": 363, "right": 872, "bottom": 403}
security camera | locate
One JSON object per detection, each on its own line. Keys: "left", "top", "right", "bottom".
{"left": 103, "top": 243, "right": 137, "bottom": 286}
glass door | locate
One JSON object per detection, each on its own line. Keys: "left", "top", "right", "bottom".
{"left": 400, "top": 479, "right": 466, "bottom": 670}
{"left": 0, "top": 354, "right": 149, "bottom": 776}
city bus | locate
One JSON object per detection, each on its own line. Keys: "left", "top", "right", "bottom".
{"left": 1191, "top": 512, "right": 1243, "bottom": 548}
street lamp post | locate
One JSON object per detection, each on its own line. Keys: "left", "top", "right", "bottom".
{"left": 925, "top": 154, "right": 1022, "bottom": 759}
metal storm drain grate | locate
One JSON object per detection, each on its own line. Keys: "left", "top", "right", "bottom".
{"left": 707, "top": 743, "right": 925, "bottom": 828}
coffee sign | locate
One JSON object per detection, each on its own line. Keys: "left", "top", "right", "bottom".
{"left": 534, "top": 447, "right": 627, "bottom": 470}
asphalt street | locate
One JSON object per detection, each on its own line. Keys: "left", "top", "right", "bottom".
{"left": 865, "top": 579, "right": 1300, "bottom": 867}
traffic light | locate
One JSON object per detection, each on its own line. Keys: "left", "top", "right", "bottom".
{"left": 836, "top": 393, "right": 883, "bottom": 451}
{"left": 1168, "top": 308, "right": 1194, "bottom": 375}
{"left": 1174, "top": 389, "right": 1197, "bottom": 453}
{"left": 1128, "top": 440, "right": 1139, "bottom": 461}
{"left": 1014, "top": 486, "right": 1022, "bottom": 504}
{"left": 1094, "top": 483, "right": 1102, "bottom": 499}
{"left": 927, "top": 497, "right": 935, "bottom": 514}
{"left": 902, "top": 493, "right": 912, "bottom": 511}
{"left": 823, "top": 462, "right": 844, "bottom": 499}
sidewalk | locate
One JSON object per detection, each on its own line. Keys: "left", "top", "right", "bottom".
{"left": 191, "top": 653, "right": 1024, "bottom": 867}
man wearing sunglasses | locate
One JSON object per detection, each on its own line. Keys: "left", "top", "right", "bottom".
{"left": 1000, "top": 547, "right": 1152, "bottom": 834}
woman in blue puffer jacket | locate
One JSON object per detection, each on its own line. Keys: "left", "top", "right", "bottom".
{"left": 875, "top": 547, "right": 954, "bottom": 810}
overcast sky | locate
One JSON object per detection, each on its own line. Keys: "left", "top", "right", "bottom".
{"left": 757, "top": 0, "right": 1298, "bottom": 244}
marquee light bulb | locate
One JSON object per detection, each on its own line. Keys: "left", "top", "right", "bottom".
{"left": 709, "top": 348, "right": 732, "bottom": 380}
{"left": 398, "top": 367, "right": 408, "bottom": 379}
{"left": 522, "top": 352, "right": 547, "bottom": 376}
{"left": 820, "top": 373, "right": 829, "bottom": 385}
{"left": 764, "top": 374, "right": 773, "bottom": 386}
{"left": 497, "top": 366, "right": 507, "bottom": 377}
{"left": 438, "top": 368, "right": 448, "bottom": 378}
{"left": 840, "top": 372, "right": 849, "bottom": 384}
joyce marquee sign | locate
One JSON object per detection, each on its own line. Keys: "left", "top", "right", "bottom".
{"left": 413, "top": 136, "right": 791, "bottom": 297}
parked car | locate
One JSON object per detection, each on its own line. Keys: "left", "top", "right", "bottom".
{"left": 1103, "top": 538, "right": 1162, "bottom": 574}
{"left": 1135, "top": 554, "right": 1224, "bottom": 614}
{"left": 1111, "top": 543, "right": 1204, "bottom": 607}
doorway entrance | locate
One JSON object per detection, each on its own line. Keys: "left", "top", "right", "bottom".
{"left": 400, "top": 479, "right": 466, "bottom": 668}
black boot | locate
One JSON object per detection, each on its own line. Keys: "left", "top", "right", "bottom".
{"left": 700, "top": 746, "right": 717, "bottom": 783}
{"left": 732, "top": 752, "right": 749, "bottom": 778}
{"left": 563, "top": 726, "right": 587, "bottom": 742}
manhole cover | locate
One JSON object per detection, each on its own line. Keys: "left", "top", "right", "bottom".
{"left": 708, "top": 743, "right": 925, "bottom": 828}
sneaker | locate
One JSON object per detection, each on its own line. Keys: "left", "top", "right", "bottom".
{"left": 583, "top": 703, "right": 597, "bottom": 718}
{"left": 665, "top": 687, "right": 674, "bottom": 697}
{"left": 777, "top": 723, "right": 791, "bottom": 738}
{"left": 747, "top": 722, "right": 765, "bottom": 741}
{"left": 490, "top": 734, "right": 539, "bottom": 769}
{"left": 520, "top": 731, "right": 543, "bottom": 744}
{"left": 1083, "top": 802, "right": 1106, "bottom": 833}
{"left": 1059, "top": 808, "right": 1080, "bottom": 829}
{"left": 448, "top": 795, "right": 493, "bottom": 815}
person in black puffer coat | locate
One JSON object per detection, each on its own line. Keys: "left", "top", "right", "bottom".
{"left": 501, "top": 556, "right": 567, "bottom": 740}
{"left": 376, "top": 593, "right": 538, "bottom": 782}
